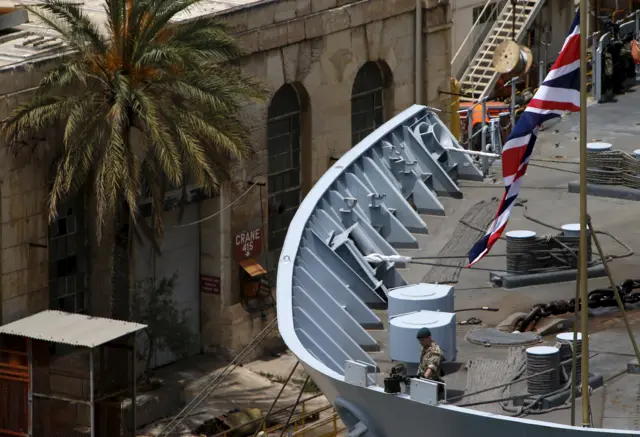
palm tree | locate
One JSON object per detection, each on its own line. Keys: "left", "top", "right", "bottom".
{"left": 1, "top": 0, "right": 266, "bottom": 320}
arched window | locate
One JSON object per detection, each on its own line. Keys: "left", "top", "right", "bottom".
{"left": 267, "top": 84, "right": 302, "bottom": 256}
{"left": 351, "top": 61, "right": 387, "bottom": 147}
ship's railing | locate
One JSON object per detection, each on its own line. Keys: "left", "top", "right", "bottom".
{"left": 593, "top": 10, "right": 640, "bottom": 102}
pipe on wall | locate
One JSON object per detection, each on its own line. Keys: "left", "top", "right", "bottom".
{"left": 415, "top": 0, "right": 424, "bottom": 104}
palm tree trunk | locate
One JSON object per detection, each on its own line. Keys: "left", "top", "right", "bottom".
{"left": 112, "top": 121, "right": 134, "bottom": 321}
{"left": 111, "top": 201, "right": 131, "bottom": 320}
{"left": 106, "top": 201, "right": 133, "bottom": 432}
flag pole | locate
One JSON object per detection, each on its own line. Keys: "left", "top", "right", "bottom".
{"left": 578, "top": 0, "right": 591, "bottom": 427}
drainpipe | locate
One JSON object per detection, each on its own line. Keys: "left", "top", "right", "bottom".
{"left": 415, "top": 0, "right": 424, "bottom": 104}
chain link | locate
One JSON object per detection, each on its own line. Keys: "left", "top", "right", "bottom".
{"left": 515, "top": 279, "right": 640, "bottom": 332}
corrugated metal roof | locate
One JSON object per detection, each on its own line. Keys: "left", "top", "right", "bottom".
{"left": 0, "top": 310, "right": 147, "bottom": 348}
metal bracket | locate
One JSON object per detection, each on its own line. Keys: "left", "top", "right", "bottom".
{"left": 345, "top": 360, "right": 369, "bottom": 387}
{"left": 410, "top": 378, "right": 445, "bottom": 406}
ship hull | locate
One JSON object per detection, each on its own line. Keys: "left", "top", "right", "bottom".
{"left": 276, "top": 104, "right": 639, "bottom": 436}
{"left": 304, "top": 365, "right": 636, "bottom": 436}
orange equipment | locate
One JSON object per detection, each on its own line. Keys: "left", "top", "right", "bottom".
{"left": 632, "top": 40, "right": 640, "bottom": 65}
{"left": 459, "top": 101, "right": 510, "bottom": 128}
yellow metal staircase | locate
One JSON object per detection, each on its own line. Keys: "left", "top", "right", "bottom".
{"left": 459, "top": 0, "right": 545, "bottom": 102}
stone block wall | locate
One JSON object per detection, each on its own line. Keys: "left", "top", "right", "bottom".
{"left": 0, "top": 56, "right": 116, "bottom": 325}
{"left": 0, "top": 71, "right": 51, "bottom": 324}
{"left": 199, "top": 0, "right": 454, "bottom": 357}
{"left": 0, "top": 0, "right": 454, "bottom": 364}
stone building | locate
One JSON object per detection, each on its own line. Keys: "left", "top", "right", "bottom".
{"left": 200, "top": 0, "right": 455, "bottom": 361}
{"left": 0, "top": 0, "right": 454, "bottom": 370}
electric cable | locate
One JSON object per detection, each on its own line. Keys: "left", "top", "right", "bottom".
{"left": 410, "top": 260, "right": 507, "bottom": 273}
{"left": 459, "top": 206, "right": 632, "bottom": 264}
{"left": 278, "top": 376, "right": 310, "bottom": 437}
{"left": 523, "top": 207, "right": 634, "bottom": 260}
{"left": 411, "top": 248, "right": 590, "bottom": 260}
{"left": 498, "top": 357, "right": 575, "bottom": 416}
{"left": 172, "top": 180, "right": 261, "bottom": 228}
{"left": 158, "top": 317, "right": 278, "bottom": 436}
{"left": 411, "top": 260, "right": 579, "bottom": 275}
{"left": 528, "top": 162, "right": 581, "bottom": 174}
{"left": 445, "top": 352, "right": 599, "bottom": 404}
{"left": 252, "top": 360, "right": 300, "bottom": 437}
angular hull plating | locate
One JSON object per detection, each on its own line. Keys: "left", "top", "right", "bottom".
{"left": 275, "top": 104, "right": 639, "bottom": 436}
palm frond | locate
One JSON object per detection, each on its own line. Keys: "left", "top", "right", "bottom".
{"left": 1, "top": 0, "right": 267, "bottom": 246}
{"left": 2, "top": 96, "right": 77, "bottom": 146}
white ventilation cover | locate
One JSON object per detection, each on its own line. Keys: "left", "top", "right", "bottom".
{"left": 389, "top": 310, "right": 456, "bottom": 364}
{"left": 388, "top": 283, "right": 454, "bottom": 318}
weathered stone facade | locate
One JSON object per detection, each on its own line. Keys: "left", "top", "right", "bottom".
{"left": 199, "top": 0, "right": 454, "bottom": 358}
{"left": 0, "top": 53, "right": 117, "bottom": 324}
{"left": 0, "top": 0, "right": 454, "bottom": 362}
{"left": 0, "top": 58, "right": 61, "bottom": 324}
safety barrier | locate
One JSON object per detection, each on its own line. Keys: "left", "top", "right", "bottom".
{"left": 593, "top": 10, "right": 640, "bottom": 102}
{"left": 458, "top": 97, "right": 509, "bottom": 174}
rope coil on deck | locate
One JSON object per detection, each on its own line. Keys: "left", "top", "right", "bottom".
{"left": 555, "top": 334, "right": 582, "bottom": 384}
{"left": 505, "top": 232, "right": 592, "bottom": 274}
{"left": 526, "top": 346, "right": 561, "bottom": 395}
{"left": 586, "top": 150, "right": 640, "bottom": 187}
{"left": 506, "top": 232, "right": 540, "bottom": 274}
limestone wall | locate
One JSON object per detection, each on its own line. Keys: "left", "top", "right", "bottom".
{"left": 199, "top": 0, "right": 453, "bottom": 357}
{"left": 0, "top": 61, "right": 54, "bottom": 324}
{"left": 0, "top": 55, "right": 116, "bottom": 324}
{"left": 0, "top": 0, "right": 455, "bottom": 363}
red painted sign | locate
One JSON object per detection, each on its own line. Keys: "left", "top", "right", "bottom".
{"left": 234, "top": 228, "right": 263, "bottom": 260}
{"left": 200, "top": 275, "right": 220, "bottom": 294}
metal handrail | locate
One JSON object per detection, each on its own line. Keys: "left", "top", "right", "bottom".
{"left": 452, "top": 0, "right": 504, "bottom": 76}
{"left": 463, "top": 0, "right": 518, "bottom": 94}
{"left": 452, "top": 0, "right": 494, "bottom": 63}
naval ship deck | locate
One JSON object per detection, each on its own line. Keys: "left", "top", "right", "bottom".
{"left": 366, "top": 87, "right": 640, "bottom": 429}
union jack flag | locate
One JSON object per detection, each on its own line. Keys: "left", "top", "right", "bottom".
{"left": 467, "top": 10, "right": 581, "bottom": 267}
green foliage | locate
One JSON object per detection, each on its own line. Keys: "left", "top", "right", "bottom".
{"left": 1, "top": 0, "right": 267, "bottom": 244}
{"left": 131, "top": 273, "right": 195, "bottom": 379}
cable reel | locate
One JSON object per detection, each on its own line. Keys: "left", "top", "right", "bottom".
{"left": 493, "top": 40, "right": 534, "bottom": 75}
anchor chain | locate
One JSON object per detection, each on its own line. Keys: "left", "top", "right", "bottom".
{"left": 515, "top": 279, "right": 640, "bottom": 332}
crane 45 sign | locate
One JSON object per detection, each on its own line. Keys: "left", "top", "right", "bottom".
{"left": 234, "top": 228, "right": 263, "bottom": 260}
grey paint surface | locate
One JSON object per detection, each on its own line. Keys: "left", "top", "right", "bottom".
{"left": 277, "top": 90, "right": 640, "bottom": 435}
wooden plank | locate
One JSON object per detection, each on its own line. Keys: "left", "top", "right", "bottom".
{"left": 0, "top": 378, "right": 28, "bottom": 436}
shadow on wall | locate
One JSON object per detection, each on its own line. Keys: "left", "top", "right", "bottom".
{"left": 131, "top": 273, "right": 196, "bottom": 383}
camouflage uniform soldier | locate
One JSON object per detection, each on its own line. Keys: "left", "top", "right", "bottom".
{"left": 416, "top": 327, "right": 444, "bottom": 382}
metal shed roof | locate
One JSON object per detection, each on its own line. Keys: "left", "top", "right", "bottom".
{"left": 0, "top": 310, "right": 147, "bottom": 348}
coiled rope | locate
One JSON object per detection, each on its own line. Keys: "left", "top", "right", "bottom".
{"left": 586, "top": 150, "right": 640, "bottom": 188}
{"left": 445, "top": 351, "right": 599, "bottom": 405}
